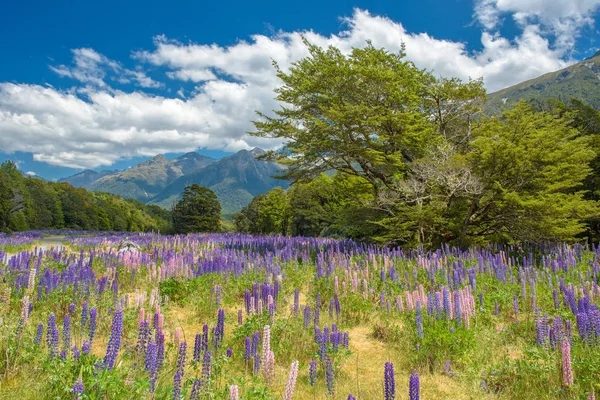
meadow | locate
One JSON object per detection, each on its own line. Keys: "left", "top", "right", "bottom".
{"left": 0, "top": 232, "right": 599, "bottom": 399}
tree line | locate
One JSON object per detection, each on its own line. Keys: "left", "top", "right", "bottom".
{"left": 234, "top": 41, "right": 600, "bottom": 248}
{"left": 0, "top": 161, "right": 172, "bottom": 233}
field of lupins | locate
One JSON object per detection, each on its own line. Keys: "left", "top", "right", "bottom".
{"left": 1, "top": 232, "right": 600, "bottom": 399}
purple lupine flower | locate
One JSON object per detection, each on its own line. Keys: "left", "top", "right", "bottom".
{"left": 325, "top": 357, "right": 335, "bottom": 396}
{"left": 82, "top": 340, "right": 91, "bottom": 355}
{"left": 443, "top": 287, "right": 451, "bottom": 316}
{"left": 68, "top": 303, "right": 76, "bottom": 314}
{"left": 156, "top": 330, "right": 165, "bottom": 372}
{"left": 348, "top": 395, "right": 356, "bottom": 400}
{"left": 34, "top": 323, "right": 43, "bottom": 345}
{"left": 343, "top": 332, "right": 349, "bottom": 349}
{"left": 59, "top": 350, "right": 67, "bottom": 361}
{"left": 135, "top": 321, "right": 150, "bottom": 361}
{"left": 146, "top": 338, "right": 158, "bottom": 393}
{"left": 47, "top": 313, "right": 59, "bottom": 358}
{"left": 194, "top": 333, "right": 202, "bottom": 362}
{"left": 444, "top": 360, "right": 451, "bottom": 375}
{"left": 81, "top": 302, "right": 89, "bottom": 327}
{"left": 216, "top": 309, "right": 225, "bottom": 347}
{"left": 319, "top": 340, "right": 327, "bottom": 362}
{"left": 251, "top": 331, "right": 259, "bottom": 357}
{"left": 226, "top": 348, "right": 233, "bottom": 358}
{"left": 454, "top": 293, "right": 461, "bottom": 325}
{"left": 409, "top": 370, "right": 420, "bottom": 400}
{"left": 88, "top": 307, "right": 97, "bottom": 345}
{"left": 384, "top": 362, "right": 396, "bottom": 400}
{"left": 201, "top": 324, "right": 209, "bottom": 353}
{"left": 103, "top": 307, "right": 123, "bottom": 370}
{"left": 173, "top": 342, "right": 187, "bottom": 400}
{"left": 72, "top": 377, "right": 84, "bottom": 398}
{"left": 244, "top": 336, "right": 251, "bottom": 364}
{"left": 72, "top": 345, "right": 81, "bottom": 362}
{"left": 238, "top": 309, "right": 243, "bottom": 325}
{"left": 304, "top": 306, "right": 312, "bottom": 329}
{"left": 190, "top": 379, "right": 202, "bottom": 400}
{"left": 314, "top": 306, "right": 320, "bottom": 328}
{"left": 201, "top": 349, "right": 212, "bottom": 384}
{"left": 513, "top": 296, "right": 519, "bottom": 316}
{"left": 62, "top": 314, "right": 72, "bottom": 354}
{"left": 253, "top": 354, "right": 260, "bottom": 374}
{"left": 309, "top": 360, "right": 317, "bottom": 386}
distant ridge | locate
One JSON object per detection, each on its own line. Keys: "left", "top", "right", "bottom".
{"left": 486, "top": 51, "right": 600, "bottom": 113}
{"left": 60, "top": 148, "right": 287, "bottom": 215}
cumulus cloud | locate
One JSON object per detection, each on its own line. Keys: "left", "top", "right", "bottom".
{"left": 50, "top": 48, "right": 163, "bottom": 89}
{"left": 0, "top": 8, "right": 591, "bottom": 169}
{"left": 475, "top": 0, "right": 600, "bottom": 49}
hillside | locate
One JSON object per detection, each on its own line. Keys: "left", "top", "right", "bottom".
{"left": 62, "top": 153, "right": 215, "bottom": 202}
{"left": 60, "top": 149, "right": 287, "bottom": 215}
{"left": 58, "top": 169, "right": 117, "bottom": 187}
{"left": 486, "top": 50, "right": 600, "bottom": 114}
{"left": 148, "top": 148, "right": 287, "bottom": 215}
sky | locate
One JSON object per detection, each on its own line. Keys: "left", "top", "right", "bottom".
{"left": 1, "top": 0, "right": 600, "bottom": 180}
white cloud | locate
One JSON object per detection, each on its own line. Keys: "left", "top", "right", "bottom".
{"left": 475, "top": 0, "right": 600, "bottom": 49}
{"left": 25, "top": 171, "right": 36, "bottom": 176}
{"left": 0, "top": 8, "right": 591, "bottom": 169}
{"left": 50, "top": 48, "right": 163, "bottom": 89}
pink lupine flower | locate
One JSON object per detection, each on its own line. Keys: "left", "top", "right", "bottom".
{"left": 283, "top": 360, "right": 299, "bottom": 400}
{"left": 562, "top": 340, "right": 574, "bottom": 386}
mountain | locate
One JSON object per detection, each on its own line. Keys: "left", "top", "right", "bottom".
{"left": 58, "top": 169, "right": 117, "bottom": 187}
{"left": 486, "top": 51, "right": 600, "bottom": 114}
{"left": 59, "top": 149, "right": 287, "bottom": 215}
{"left": 148, "top": 148, "right": 287, "bottom": 214}
{"left": 61, "top": 152, "right": 215, "bottom": 202}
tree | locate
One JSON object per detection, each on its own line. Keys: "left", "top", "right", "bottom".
{"left": 464, "top": 101, "right": 598, "bottom": 243}
{"left": 251, "top": 40, "right": 598, "bottom": 247}
{"left": 252, "top": 40, "right": 484, "bottom": 194}
{"left": 233, "top": 188, "right": 289, "bottom": 235}
{"left": 172, "top": 185, "right": 221, "bottom": 234}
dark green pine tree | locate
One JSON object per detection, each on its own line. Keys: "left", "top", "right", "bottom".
{"left": 172, "top": 184, "right": 221, "bottom": 234}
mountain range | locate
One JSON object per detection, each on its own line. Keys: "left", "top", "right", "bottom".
{"left": 59, "top": 148, "right": 287, "bottom": 215}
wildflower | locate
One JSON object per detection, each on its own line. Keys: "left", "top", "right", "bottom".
{"left": 562, "top": 340, "right": 574, "bottom": 386}
{"left": 72, "top": 377, "right": 84, "bottom": 398}
{"left": 283, "top": 360, "right": 299, "bottom": 400}
{"left": 103, "top": 307, "right": 123, "bottom": 370}
{"left": 326, "top": 357, "right": 335, "bottom": 396}
{"left": 229, "top": 384, "right": 239, "bottom": 400}
{"left": 384, "top": 362, "right": 396, "bottom": 400}
{"left": 309, "top": 360, "right": 318, "bottom": 386}
{"left": 409, "top": 370, "right": 420, "bottom": 400}
{"left": 173, "top": 342, "right": 186, "bottom": 400}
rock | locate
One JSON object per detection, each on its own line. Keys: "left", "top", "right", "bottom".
{"left": 117, "top": 239, "right": 141, "bottom": 253}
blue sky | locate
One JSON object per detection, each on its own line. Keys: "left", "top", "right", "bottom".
{"left": 1, "top": 0, "right": 600, "bottom": 180}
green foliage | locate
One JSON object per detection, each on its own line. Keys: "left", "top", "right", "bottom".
{"left": 247, "top": 40, "right": 599, "bottom": 248}
{"left": 0, "top": 161, "right": 171, "bottom": 233}
{"left": 172, "top": 184, "right": 221, "bottom": 234}
{"left": 467, "top": 101, "right": 598, "bottom": 243}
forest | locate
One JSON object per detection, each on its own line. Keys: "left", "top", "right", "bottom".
{"left": 0, "top": 160, "right": 172, "bottom": 233}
